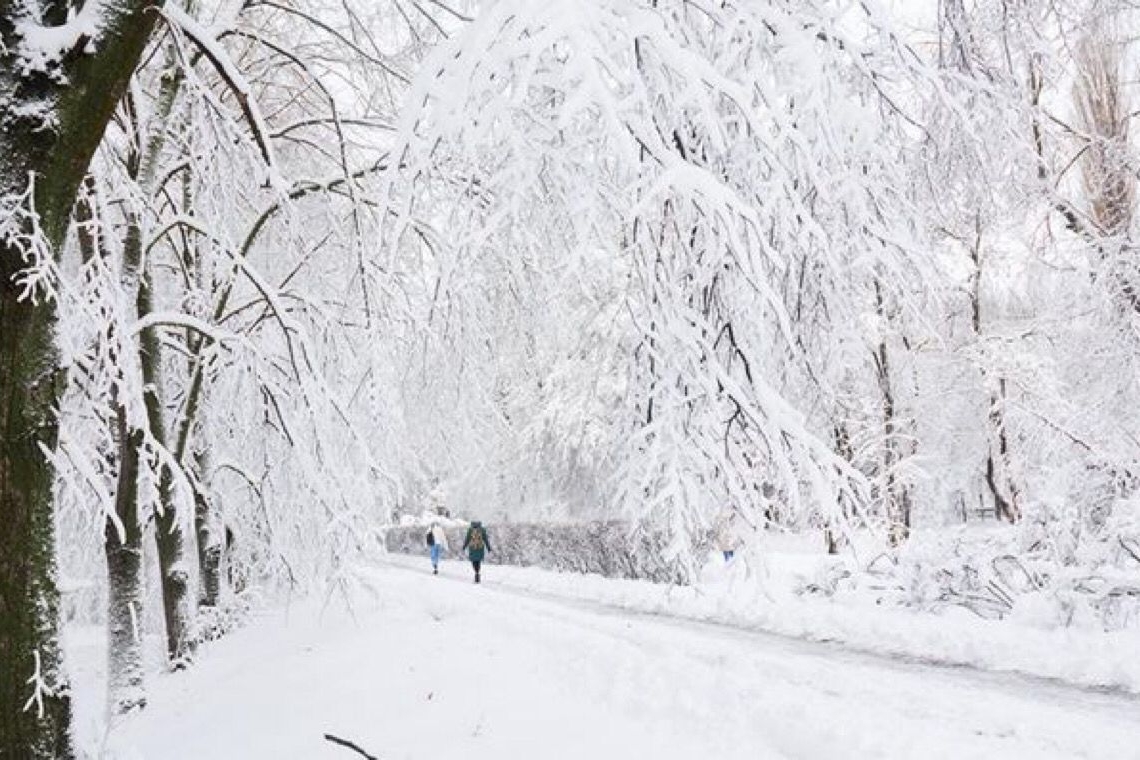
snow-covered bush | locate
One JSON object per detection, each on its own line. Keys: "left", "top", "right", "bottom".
{"left": 195, "top": 592, "right": 258, "bottom": 643}
{"left": 831, "top": 524, "right": 1140, "bottom": 632}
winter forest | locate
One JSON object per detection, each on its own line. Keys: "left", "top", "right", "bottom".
{"left": 3, "top": 0, "right": 1140, "bottom": 757}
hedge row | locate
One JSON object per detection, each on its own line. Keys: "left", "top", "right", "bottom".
{"left": 384, "top": 520, "right": 689, "bottom": 585}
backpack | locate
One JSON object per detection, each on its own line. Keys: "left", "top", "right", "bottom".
{"left": 425, "top": 529, "right": 435, "bottom": 547}
{"left": 468, "top": 527, "right": 484, "bottom": 551}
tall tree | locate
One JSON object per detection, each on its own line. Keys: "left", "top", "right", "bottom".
{"left": 0, "top": 3, "right": 160, "bottom": 755}
{"left": 934, "top": 0, "right": 1024, "bottom": 524}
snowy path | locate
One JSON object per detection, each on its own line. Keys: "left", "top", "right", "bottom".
{"left": 106, "top": 559, "right": 1140, "bottom": 760}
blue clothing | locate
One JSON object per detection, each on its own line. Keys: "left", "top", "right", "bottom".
{"left": 722, "top": 550, "right": 735, "bottom": 562}
{"left": 430, "top": 543, "right": 443, "bottom": 567}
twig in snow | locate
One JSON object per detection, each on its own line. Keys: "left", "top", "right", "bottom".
{"left": 323, "top": 733, "right": 378, "bottom": 760}
{"left": 1120, "top": 537, "right": 1140, "bottom": 565}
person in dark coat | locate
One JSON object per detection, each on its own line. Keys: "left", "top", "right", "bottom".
{"left": 462, "top": 520, "right": 492, "bottom": 583}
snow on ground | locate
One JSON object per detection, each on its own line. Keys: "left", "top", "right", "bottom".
{"left": 385, "top": 531, "right": 1140, "bottom": 696}
{"left": 96, "top": 557, "right": 1140, "bottom": 760}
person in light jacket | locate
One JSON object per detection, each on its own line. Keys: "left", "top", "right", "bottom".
{"left": 716, "top": 510, "right": 742, "bottom": 562}
{"left": 462, "top": 520, "right": 492, "bottom": 583}
{"left": 427, "top": 522, "right": 449, "bottom": 575}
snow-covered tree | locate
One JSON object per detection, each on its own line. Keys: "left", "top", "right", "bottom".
{"left": 0, "top": 3, "right": 161, "bottom": 754}
{"left": 379, "top": 0, "right": 961, "bottom": 565}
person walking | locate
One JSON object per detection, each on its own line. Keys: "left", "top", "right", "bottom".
{"left": 426, "top": 522, "right": 448, "bottom": 575}
{"left": 716, "top": 509, "right": 741, "bottom": 563}
{"left": 462, "top": 520, "right": 492, "bottom": 583}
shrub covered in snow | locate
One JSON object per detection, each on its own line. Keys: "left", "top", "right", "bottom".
{"left": 813, "top": 523, "right": 1140, "bottom": 633}
{"left": 384, "top": 520, "right": 689, "bottom": 584}
{"left": 195, "top": 592, "right": 259, "bottom": 643}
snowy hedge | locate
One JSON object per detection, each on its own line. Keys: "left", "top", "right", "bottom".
{"left": 384, "top": 520, "right": 689, "bottom": 584}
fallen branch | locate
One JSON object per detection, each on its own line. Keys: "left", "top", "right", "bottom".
{"left": 323, "top": 734, "right": 378, "bottom": 760}
{"left": 1121, "top": 537, "right": 1140, "bottom": 565}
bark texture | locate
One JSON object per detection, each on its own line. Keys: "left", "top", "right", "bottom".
{"left": 0, "top": 249, "right": 71, "bottom": 757}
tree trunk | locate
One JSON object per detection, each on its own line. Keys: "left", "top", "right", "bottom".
{"left": 873, "top": 279, "right": 911, "bottom": 545}
{"left": 0, "top": 248, "right": 72, "bottom": 758}
{"left": 194, "top": 448, "right": 222, "bottom": 607}
{"left": 108, "top": 35, "right": 199, "bottom": 664}
{"left": 968, "top": 222, "right": 1021, "bottom": 523}
{"left": 105, "top": 421, "right": 147, "bottom": 713}
{"left": 826, "top": 423, "right": 854, "bottom": 554}
{"left": 0, "top": 4, "right": 160, "bottom": 753}
{"left": 129, "top": 217, "right": 196, "bottom": 664}
{"left": 178, "top": 158, "right": 223, "bottom": 608}
{"left": 985, "top": 379, "right": 1022, "bottom": 523}
{"left": 76, "top": 180, "right": 150, "bottom": 713}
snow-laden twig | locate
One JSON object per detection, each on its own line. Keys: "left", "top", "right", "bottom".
{"left": 162, "top": 5, "right": 279, "bottom": 179}
{"left": 21, "top": 650, "right": 54, "bottom": 719}
{"left": 130, "top": 311, "right": 241, "bottom": 346}
{"left": 0, "top": 173, "right": 58, "bottom": 304}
